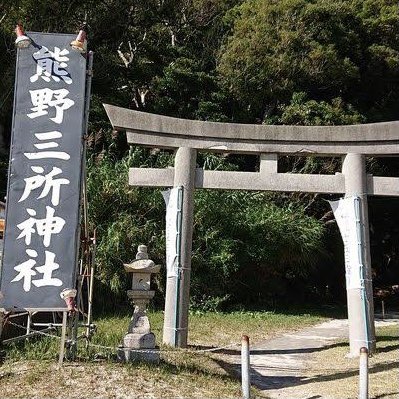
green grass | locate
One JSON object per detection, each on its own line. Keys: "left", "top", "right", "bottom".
{"left": 4, "top": 310, "right": 326, "bottom": 360}
{"left": 0, "top": 310, "right": 328, "bottom": 398}
{"left": 186, "top": 310, "right": 326, "bottom": 347}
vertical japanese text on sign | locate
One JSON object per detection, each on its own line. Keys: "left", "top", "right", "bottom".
{"left": 0, "top": 32, "right": 87, "bottom": 310}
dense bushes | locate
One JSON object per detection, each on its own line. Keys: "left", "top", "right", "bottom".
{"left": 88, "top": 151, "right": 325, "bottom": 309}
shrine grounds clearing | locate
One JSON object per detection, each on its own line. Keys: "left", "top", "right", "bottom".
{"left": 0, "top": 310, "right": 397, "bottom": 398}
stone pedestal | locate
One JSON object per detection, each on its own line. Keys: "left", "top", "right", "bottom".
{"left": 117, "top": 347, "right": 160, "bottom": 363}
{"left": 118, "top": 245, "right": 160, "bottom": 363}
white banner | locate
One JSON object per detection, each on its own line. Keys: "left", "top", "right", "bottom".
{"left": 329, "top": 197, "right": 363, "bottom": 290}
{"left": 162, "top": 187, "right": 181, "bottom": 278}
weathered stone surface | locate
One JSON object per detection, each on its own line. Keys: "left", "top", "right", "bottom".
{"left": 104, "top": 103, "right": 399, "bottom": 155}
{"left": 117, "top": 347, "right": 160, "bottom": 363}
{"left": 136, "top": 245, "right": 149, "bottom": 259}
{"left": 128, "top": 310, "right": 151, "bottom": 334}
{"left": 123, "top": 332, "right": 156, "bottom": 349}
{"left": 124, "top": 259, "right": 155, "bottom": 272}
{"left": 120, "top": 244, "right": 161, "bottom": 359}
{"left": 127, "top": 290, "right": 155, "bottom": 302}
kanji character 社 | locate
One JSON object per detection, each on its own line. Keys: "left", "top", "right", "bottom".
{"left": 11, "top": 249, "right": 63, "bottom": 292}
{"left": 32, "top": 251, "right": 62, "bottom": 288}
{"left": 11, "top": 249, "right": 38, "bottom": 292}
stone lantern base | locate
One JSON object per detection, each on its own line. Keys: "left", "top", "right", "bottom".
{"left": 117, "top": 346, "right": 160, "bottom": 363}
{"left": 117, "top": 293, "right": 160, "bottom": 364}
{"left": 118, "top": 245, "right": 161, "bottom": 364}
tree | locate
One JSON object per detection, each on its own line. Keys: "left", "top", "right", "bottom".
{"left": 218, "top": 0, "right": 399, "bottom": 123}
{"left": 1, "top": 0, "right": 398, "bottom": 309}
{"left": 88, "top": 153, "right": 325, "bottom": 308}
{"left": 265, "top": 92, "right": 365, "bottom": 126}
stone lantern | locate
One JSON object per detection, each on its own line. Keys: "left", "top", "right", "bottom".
{"left": 117, "top": 245, "right": 161, "bottom": 363}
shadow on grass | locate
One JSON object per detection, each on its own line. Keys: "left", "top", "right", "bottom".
{"left": 189, "top": 341, "right": 347, "bottom": 356}
{"left": 376, "top": 344, "right": 399, "bottom": 353}
{"left": 374, "top": 392, "right": 399, "bottom": 398}
{"left": 1, "top": 344, "right": 240, "bottom": 387}
{"left": 376, "top": 334, "right": 399, "bottom": 353}
{"left": 214, "top": 356, "right": 399, "bottom": 391}
{"left": 158, "top": 358, "right": 239, "bottom": 383}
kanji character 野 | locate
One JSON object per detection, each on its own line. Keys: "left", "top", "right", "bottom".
{"left": 27, "top": 88, "right": 75, "bottom": 124}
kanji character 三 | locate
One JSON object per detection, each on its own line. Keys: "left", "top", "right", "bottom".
{"left": 23, "top": 131, "right": 70, "bottom": 161}
{"left": 30, "top": 46, "right": 72, "bottom": 84}
{"left": 27, "top": 88, "right": 74, "bottom": 124}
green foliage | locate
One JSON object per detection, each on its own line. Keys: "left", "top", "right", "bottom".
{"left": 218, "top": 0, "right": 399, "bottom": 122}
{"left": 4, "top": 309, "right": 326, "bottom": 361}
{"left": 86, "top": 150, "right": 168, "bottom": 305}
{"left": 150, "top": 57, "right": 225, "bottom": 120}
{"left": 193, "top": 190, "right": 324, "bottom": 304}
{"left": 265, "top": 92, "right": 366, "bottom": 125}
{"left": 87, "top": 152, "right": 324, "bottom": 306}
{"left": 1, "top": 0, "right": 398, "bottom": 308}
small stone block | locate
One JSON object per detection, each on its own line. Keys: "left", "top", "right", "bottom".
{"left": 117, "top": 347, "right": 160, "bottom": 364}
{"left": 123, "top": 332, "right": 156, "bottom": 349}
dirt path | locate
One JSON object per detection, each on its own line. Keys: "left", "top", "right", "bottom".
{"left": 248, "top": 319, "right": 349, "bottom": 397}
{"left": 221, "top": 317, "right": 399, "bottom": 399}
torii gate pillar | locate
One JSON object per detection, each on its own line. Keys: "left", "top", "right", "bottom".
{"left": 163, "top": 147, "right": 197, "bottom": 347}
{"left": 104, "top": 103, "right": 399, "bottom": 354}
{"left": 342, "top": 154, "right": 376, "bottom": 355}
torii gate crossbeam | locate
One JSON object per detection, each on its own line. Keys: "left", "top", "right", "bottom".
{"left": 105, "top": 103, "right": 399, "bottom": 356}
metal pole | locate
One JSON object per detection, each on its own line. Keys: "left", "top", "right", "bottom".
{"left": 381, "top": 300, "right": 385, "bottom": 320}
{"left": 354, "top": 197, "right": 371, "bottom": 351}
{"left": 359, "top": 347, "right": 369, "bottom": 399}
{"left": 82, "top": 51, "right": 94, "bottom": 242}
{"left": 174, "top": 187, "right": 183, "bottom": 346}
{"left": 86, "top": 229, "right": 96, "bottom": 341}
{"left": 342, "top": 154, "right": 376, "bottom": 356}
{"left": 58, "top": 311, "right": 68, "bottom": 367}
{"left": 71, "top": 50, "right": 94, "bottom": 352}
{"left": 26, "top": 312, "right": 31, "bottom": 337}
{"left": 241, "top": 335, "right": 251, "bottom": 399}
{"left": 163, "top": 147, "right": 196, "bottom": 347}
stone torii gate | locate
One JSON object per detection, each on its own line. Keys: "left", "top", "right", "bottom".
{"left": 104, "top": 104, "right": 399, "bottom": 356}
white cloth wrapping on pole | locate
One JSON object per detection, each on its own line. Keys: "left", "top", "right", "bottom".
{"left": 162, "top": 187, "right": 181, "bottom": 278}
{"left": 329, "top": 196, "right": 363, "bottom": 290}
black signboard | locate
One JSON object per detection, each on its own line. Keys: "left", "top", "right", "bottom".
{"left": 0, "top": 32, "right": 87, "bottom": 310}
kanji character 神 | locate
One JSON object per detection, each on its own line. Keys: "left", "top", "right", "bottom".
{"left": 17, "top": 206, "right": 65, "bottom": 248}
